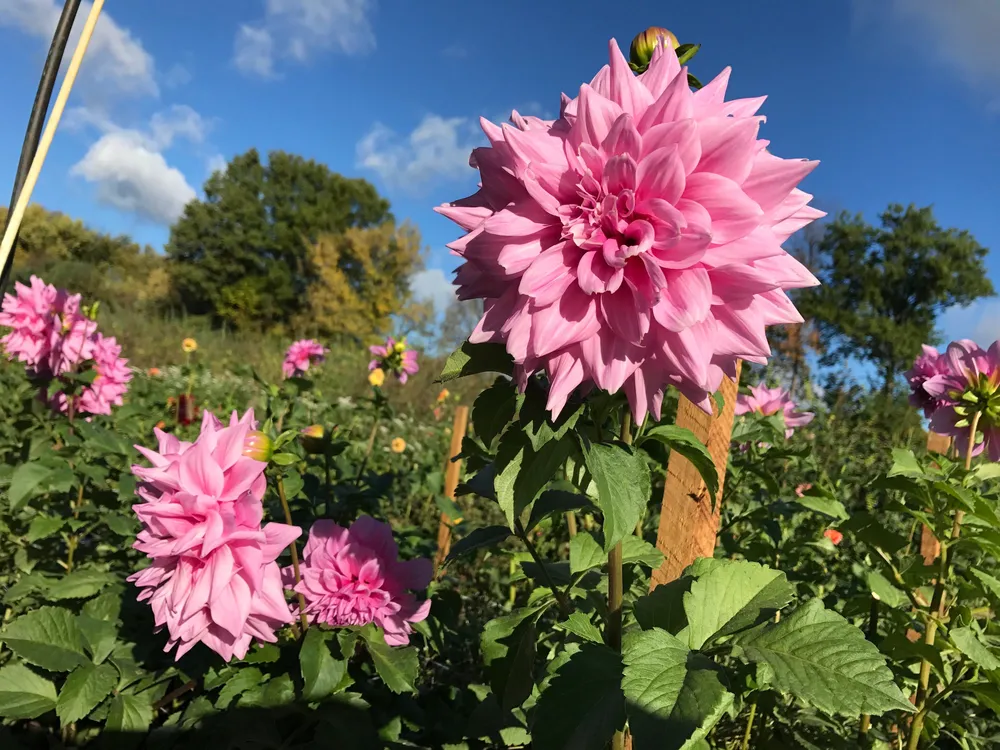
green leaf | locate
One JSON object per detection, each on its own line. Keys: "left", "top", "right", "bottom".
{"left": 56, "top": 663, "right": 117, "bottom": 725}
{"left": 7, "top": 462, "right": 54, "bottom": 511}
{"left": 0, "top": 664, "right": 57, "bottom": 719}
{"left": 634, "top": 578, "right": 691, "bottom": 635}
{"left": 102, "top": 513, "right": 138, "bottom": 537}
{"left": 675, "top": 43, "right": 701, "bottom": 65}
{"left": 445, "top": 525, "right": 511, "bottom": 564}
{"left": 281, "top": 470, "right": 304, "bottom": 499}
{"left": 434, "top": 494, "right": 464, "bottom": 523}
{"left": 106, "top": 693, "right": 154, "bottom": 733}
{"left": 621, "top": 535, "right": 664, "bottom": 570}
{"left": 489, "top": 619, "right": 536, "bottom": 711}
{"left": 0, "top": 607, "right": 88, "bottom": 672}
{"left": 839, "top": 512, "right": 909, "bottom": 555}
{"left": 532, "top": 644, "right": 625, "bottom": 750}
{"left": 581, "top": 440, "right": 651, "bottom": 552}
{"left": 519, "top": 379, "right": 584, "bottom": 452}
{"left": 526, "top": 489, "right": 595, "bottom": 533}
{"left": 24, "top": 515, "right": 65, "bottom": 542}
{"left": 557, "top": 613, "right": 603, "bottom": 644}
{"left": 734, "top": 599, "right": 914, "bottom": 716}
{"left": 495, "top": 432, "right": 572, "bottom": 529}
{"left": 950, "top": 627, "right": 1000, "bottom": 671}
{"left": 482, "top": 606, "right": 547, "bottom": 665}
{"left": 793, "top": 488, "right": 849, "bottom": 520}
{"left": 216, "top": 667, "right": 264, "bottom": 709}
{"left": 888, "top": 449, "right": 924, "bottom": 478}
{"left": 270, "top": 452, "right": 298, "bottom": 466}
{"left": 473, "top": 377, "right": 518, "bottom": 448}
{"left": 866, "top": 571, "right": 908, "bottom": 609}
{"left": 439, "top": 341, "right": 514, "bottom": 382}
{"left": 260, "top": 673, "right": 295, "bottom": 707}
{"left": 47, "top": 570, "right": 117, "bottom": 601}
{"left": 300, "top": 628, "right": 349, "bottom": 701}
{"left": 570, "top": 531, "right": 605, "bottom": 574}
{"left": 81, "top": 591, "right": 122, "bottom": 622}
{"left": 362, "top": 631, "right": 419, "bottom": 694}
{"left": 622, "top": 628, "right": 732, "bottom": 750}
{"left": 77, "top": 615, "right": 117, "bottom": 665}
{"left": 683, "top": 560, "right": 796, "bottom": 649}
{"left": 970, "top": 568, "right": 1000, "bottom": 603}
{"left": 970, "top": 463, "right": 1000, "bottom": 483}
{"left": 640, "top": 425, "right": 718, "bottom": 499}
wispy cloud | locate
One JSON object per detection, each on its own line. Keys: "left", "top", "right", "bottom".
{"left": 410, "top": 268, "right": 457, "bottom": 312}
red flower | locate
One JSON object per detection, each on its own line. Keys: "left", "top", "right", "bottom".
{"left": 824, "top": 529, "right": 843, "bottom": 546}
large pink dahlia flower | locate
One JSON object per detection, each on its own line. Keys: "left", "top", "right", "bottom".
{"left": 735, "top": 382, "right": 814, "bottom": 438}
{"left": 128, "top": 409, "right": 301, "bottom": 661}
{"left": 282, "top": 339, "right": 328, "bottom": 379}
{"left": 437, "top": 40, "right": 823, "bottom": 420}
{"left": 286, "top": 516, "right": 432, "bottom": 646}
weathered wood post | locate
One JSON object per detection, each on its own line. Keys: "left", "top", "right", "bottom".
{"left": 650, "top": 362, "right": 742, "bottom": 589}
{"left": 434, "top": 405, "right": 469, "bottom": 568}
{"left": 920, "top": 432, "right": 951, "bottom": 565}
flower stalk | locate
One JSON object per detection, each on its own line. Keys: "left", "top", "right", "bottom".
{"left": 608, "top": 410, "right": 632, "bottom": 750}
{"left": 276, "top": 475, "right": 309, "bottom": 634}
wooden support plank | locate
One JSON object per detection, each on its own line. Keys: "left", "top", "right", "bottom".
{"left": 920, "top": 432, "right": 951, "bottom": 566}
{"left": 434, "top": 405, "right": 469, "bottom": 568}
{"left": 650, "top": 361, "right": 742, "bottom": 589}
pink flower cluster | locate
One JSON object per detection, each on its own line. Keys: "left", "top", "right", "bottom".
{"left": 907, "top": 340, "right": 1000, "bottom": 461}
{"left": 369, "top": 337, "right": 420, "bottom": 384}
{"left": 437, "top": 39, "right": 822, "bottom": 422}
{"left": 129, "top": 409, "right": 301, "bottom": 661}
{"left": 287, "top": 516, "right": 432, "bottom": 646}
{"left": 282, "top": 339, "right": 328, "bottom": 379}
{"left": 735, "top": 383, "right": 814, "bottom": 438}
{"left": 0, "top": 275, "right": 131, "bottom": 415}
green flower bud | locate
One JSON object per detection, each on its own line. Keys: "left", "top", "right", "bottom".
{"left": 629, "top": 26, "right": 679, "bottom": 72}
{"left": 242, "top": 430, "right": 274, "bottom": 462}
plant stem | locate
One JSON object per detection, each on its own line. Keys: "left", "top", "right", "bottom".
{"left": 609, "top": 410, "right": 632, "bottom": 750}
{"left": 65, "top": 483, "right": 85, "bottom": 572}
{"left": 859, "top": 594, "right": 880, "bottom": 743}
{"left": 741, "top": 696, "right": 758, "bottom": 750}
{"left": 907, "top": 411, "right": 981, "bottom": 750}
{"left": 515, "top": 519, "right": 570, "bottom": 616}
{"left": 276, "top": 475, "right": 308, "bottom": 635}
{"left": 565, "top": 511, "right": 577, "bottom": 538}
{"left": 356, "top": 416, "right": 380, "bottom": 482}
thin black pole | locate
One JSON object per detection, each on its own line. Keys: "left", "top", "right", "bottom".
{"left": 0, "top": 0, "right": 82, "bottom": 295}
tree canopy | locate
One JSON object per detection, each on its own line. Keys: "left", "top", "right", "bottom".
{"left": 166, "top": 148, "right": 397, "bottom": 330}
{"left": 796, "top": 203, "right": 994, "bottom": 392}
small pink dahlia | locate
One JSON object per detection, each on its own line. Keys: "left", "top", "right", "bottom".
{"left": 368, "top": 337, "right": 420, "bottom": 385}
{"left": 923, "top": 339, "right": 1000, "bottom": 462}
{"left": 735, "top": 382, "right": 814, "bottom": 438}
{"left": 282, "top": 339, "right": 328, "bottom": 379}
{"left": 905, "top": 345, "right": 952, "bottom": 418}
{"left": 50, "top": 333, "right": 133, "bottom": 416}
{"left": 286, "top": 516, "right": 432, "bottom": 646}
{"left": 437, "top": 40, "right": 823, "bottom": 420}
{"left": 128, "top": 409, "right": 301, "bottom": 661}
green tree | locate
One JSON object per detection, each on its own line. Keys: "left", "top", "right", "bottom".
{"left": 797, "top": 203, "right": 994, "bottom": 393}
{"left": 166, "top": 149, "right": 393, "bottom": 330}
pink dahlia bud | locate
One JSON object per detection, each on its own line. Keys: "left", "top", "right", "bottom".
{"left": 242, "top": 430, "right": 274, "bottom": 462}
{"left": 629, "top": 26, "right": 679, "bottom": 71}
{"left": 300, "top": 424, "right": 326, "bottom": 455}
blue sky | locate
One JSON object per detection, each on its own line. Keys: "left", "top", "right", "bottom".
{"left": 0, "top": 0, "right": 998, "bottom": 347}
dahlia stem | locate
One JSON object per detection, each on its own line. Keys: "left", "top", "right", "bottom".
{"left": 908, "top": 411, "right": 981, "bottom": 750}
{"left": 515, "top": 519, "right": 570, "bottom": 616}
{"left": 741, "top": 695, "right": 758, "bottom": 750}
{"left": 276, "top": 475, "right": 309, "bottom": 634}
{"left": 565, "top": 511, "right": 577, "bottom": 538}
{"left": 355, "top": 416, "right": 381, "bottom": 482}
{"left": 65, "top": 483, "right": 84, "bottom": 572}
{"left": 609, "top": 410, "right": 632, "bottom": 750}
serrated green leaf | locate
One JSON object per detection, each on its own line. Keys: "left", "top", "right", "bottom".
{"left": 683, "top": 560, "right": 795, "bottom": 649}
{"left": 793, "top": 490, "right": 849, "bottom": 520}
{"left": 77, "top": 615, "right": 117, "bottom": 665}
{"left": 489, "top": 619, "right": 536, "bottom": 712}
{"left": 47, "top": 570, "right": 117, "bottom": 600}
{"left": 300, "top": 628, "right": 349, "bottom": 701}
{"left": 282, "top": 469, "right": 304, "bottom": 499}
{"left": 866, "top": 571, "right": 908, "bottom": 609}
{"left": 557, "top": 613, "right": 603, "bottom": 644}
{"left": 106, "top": 693, "right": 154, "bottom": 733}
{"left": 216, "top": 667, "right": 264, "bottom": 709}
{"left": 970, "top": 568, "right": 1000, "bottom": 603}
{"left": 439, "top": 341, "right": 514, "bottom": 382}
{"left": 970, "top": 463, "right": 1000, "bottom": 483}
{"left": 0, "top": 664, "right": 57, "bottom": 719}
{"left": 622, "top": 628, "right": 732, "bottom": 750}
{"left": 950, "top": 627, "right": 1000, "bottom": 671}
{"left": 102, "top": 513, "right": 137, "bottom": 537}
{"left": 362, "top": 630, "right": 419, "bottom": 694}
{"left": 445, "top": 525, "right": 511, "bottom": 564}
{"left": 482, "top": 606, "right": 548, "bottom": 664}
{"left": 622, "top": 535, "right": 664, "bottom": 570}
{"left": 81, "top": 591, "right": 122, "bottom": 622}
{"left": 888, "top": 449, "right": 924, "bottom": 478}
{"left": 473, "top": 377, "right": 518, "bottom": 448}
{"left": 519, "top": 380, "right": 584, "bottom": 452}
{"left": 56, "top": 663, "right": 117, "bottom": 725}
{"left": 581, "top": 440, "right": 650, "bottom": 552}
{"left": 24, "top": 515, "right": 65, "bottom": 542}
{"left": 260, "top": 673, "right": 295, "bottom": 707}
{"left": 526, "top": 489, "right": 595, "bottom": 533}
{"left": 0, "top": 607, "right": 87, "bottom": 672}
{"left": 734, "top": 599, "right": 913, "bottom": 716}
{"left": 641, "top": 425, "right": 718, "bottom": 499}
{"left": 570, "top": 531, "right": 605, "bottom": 574}
{"left": 270, "top": 452, "right": 298, "bottom": 466}
{"left": 495, "top": 432, "right": 572, "bottom": 529}
{"left": 532, "top": 644, "right": 625, "bottom": 750}
{"left": 7, "top": 462, "right": 54, "bottom": 511}
{"left": 634, "top": 578, "right": 692, "bottom": 635}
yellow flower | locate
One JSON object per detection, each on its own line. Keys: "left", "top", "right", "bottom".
{"left": 391, "top": 437, "right": 406, "bottom": 453}
{"left": 436, "top": 388, "right": 450, "bottom": 403}
{"left": 181, "top": 338, "right": 198, "bottom": 353}
{"left": 393, "top": 341, "right": 406, "bottom": 353}
{"left": 368, "top": 368, "right": 386, "bottom": 387}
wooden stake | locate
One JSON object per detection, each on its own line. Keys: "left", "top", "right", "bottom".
{"left": 920, "top": 432, "right": 950, "bottom": 565}
{"left": 434, "top": 405, "right": 469, "bottom": 568}
{"left": 650, "top": 362, "right": 742, "bottom": 589}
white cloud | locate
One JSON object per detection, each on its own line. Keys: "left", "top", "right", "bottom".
{"left": 0, "top": 0, "right": 157, "bottom": 97}
{"left": 162, "top": 63, "right": 192, "bottom": 89}
{"left": 410, "top": 268, "right": 457, "bottom": 312}
{"left": 206, "top": 154, "right": 228, "bottom": 177}
{"left": 356, "top": 115, "right": 480, "bottom": 190}
{"left": 234, "top": 0, "right": 375, "bottom": 78}
{"left": 939, "top": 299, "right": 1000, "bottom": 345}
{"left": 852, "top": 0, "right": 1000, "bottom": 107}
{"left": 67, "top": 105, "right": 208, "bottom": 225}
